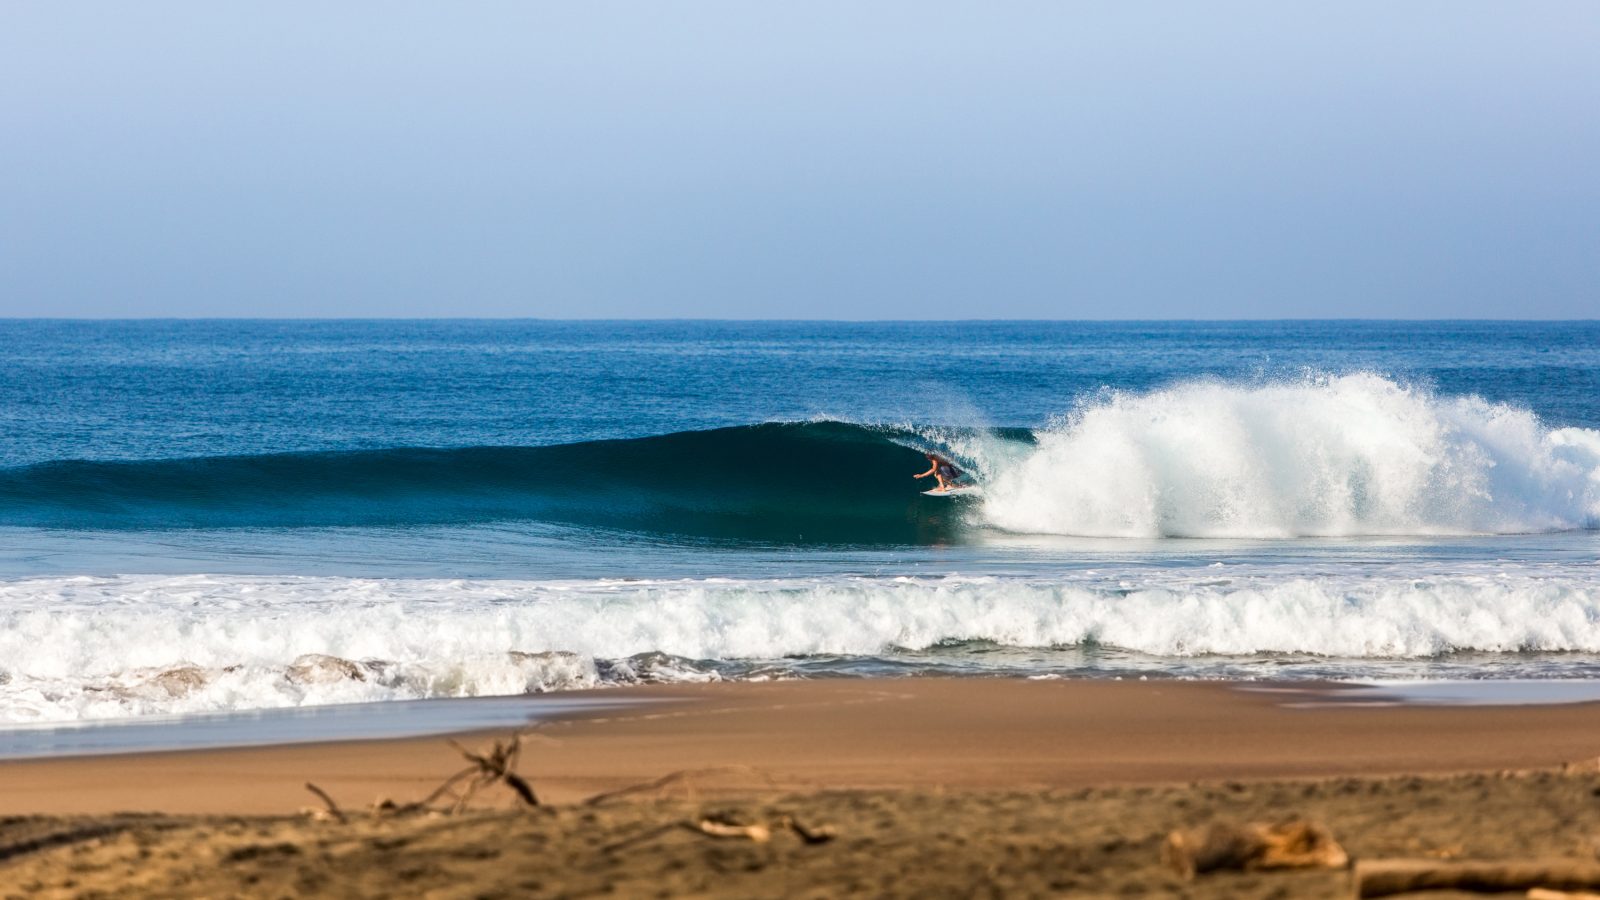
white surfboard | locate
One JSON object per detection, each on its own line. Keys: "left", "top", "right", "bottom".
{"left": 922, "top": 485, "right": 981, "bottom": 497}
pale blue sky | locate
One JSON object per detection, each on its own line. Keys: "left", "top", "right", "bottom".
{"left": 2, "top": 2, "right": 1596, "bottom": 318}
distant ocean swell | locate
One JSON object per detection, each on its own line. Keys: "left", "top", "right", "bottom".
{"left": 4, "top": 569, "right": 1600, "bottom": 723}
{"left": 2, "top": 373, "right": 1597, "bottom": 541}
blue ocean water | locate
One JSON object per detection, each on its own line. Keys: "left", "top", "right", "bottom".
{"left": 2, "top": 320, "right": 1598, "bottom": 723}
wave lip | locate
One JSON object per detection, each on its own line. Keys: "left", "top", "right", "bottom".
{"left": 976, "top": 373, "right": 1600, "bottom": 538}
{"left": 3, "top": 569, "right": 1600, "bottom": 723}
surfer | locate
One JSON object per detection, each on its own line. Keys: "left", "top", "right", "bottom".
{"left": 914, "top": 453, "right": 964, "bottom": 492}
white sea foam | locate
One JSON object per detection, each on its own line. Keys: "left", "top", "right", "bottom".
{"left": 972, "top": 373, "right": 1600, "bottom": 538}
{"left": 3, "top": 568, "right": 1600, "bottom": 723}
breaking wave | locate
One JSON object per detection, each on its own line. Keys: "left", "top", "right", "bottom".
{"left": 1, "top": 374, "right": 1595, "bottom": 543}
{"left": 978, "top": 373, "right": 1600, "bottom": 537}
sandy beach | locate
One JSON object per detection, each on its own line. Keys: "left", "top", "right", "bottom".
{"left": 4, "top": 679, "right": 1600, "bottom": 897}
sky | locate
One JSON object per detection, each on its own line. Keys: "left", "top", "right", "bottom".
{"left": 2, "top": 2, "right": 1597, "bottom": 319}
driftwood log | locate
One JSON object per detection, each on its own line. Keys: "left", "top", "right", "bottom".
{"left": 1164, "top": 819, "right": 1348, "bottom": 878}
{"left": 693, "top": 818, "right": 771, "bottom": 842}
{"left": 1527, "top": 889, "right": 1600, "bottom": 900}
{"left": 1354, "top": 859, "right": 1600, "bottom": 898}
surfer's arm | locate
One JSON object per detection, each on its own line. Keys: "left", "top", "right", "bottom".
{"left": 913, "top": 464, "right": 936, "bottom": 479}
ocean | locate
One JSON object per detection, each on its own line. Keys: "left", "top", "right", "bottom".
{"left": 2, "top": 320, "right": 1598, "bottom": 726}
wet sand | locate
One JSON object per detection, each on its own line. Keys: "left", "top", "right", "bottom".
{"left": 3, "top": 679, "right": 1600, "bottom": 897}
{"left": 3, "top": 679, "right": 1600, "bottom": 815}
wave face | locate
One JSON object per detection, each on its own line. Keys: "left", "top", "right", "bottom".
{"left": 4, "top": 375, "right": 1597, "bottom": 544}
{"left": 0, "top": 423, "right": 954, "bottom": 545}
{"left": 4, "top": 570, "right": 1600, "bottom": 722}
{"left": 978, "top": 373, "right": 1600, "bottom": 538}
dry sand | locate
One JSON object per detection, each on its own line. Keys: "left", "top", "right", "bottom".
{"left": 3, "top": 679, "right": 1600, "bottom": 898}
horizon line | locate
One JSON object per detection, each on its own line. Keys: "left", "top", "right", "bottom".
{"left": 3, "top": 316, "right": 1597, "bottom": 324}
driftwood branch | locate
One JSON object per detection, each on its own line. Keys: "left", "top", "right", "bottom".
{"left": 414, "top": 767, "right": 481, "bottom": 811}
{"left": 584, "top": 766, "right": 779, "bottom": 806}
{"left": 299, "top": 731, "right": 540, "bottom": 820}
{"left": 599, "top": 814, "right": 837, "bottom": 854}
{"left": 782, "top": 815, "right": 837, "bottom": 845}
{"left": 303, "top": 782, "right": 347, "bottom": 824}
{"left": 1354, "top": 859, "right": 1600, "bottom": 898}
{"left": 600, "top": 823, "right": 684, "bottom": 855}
{"left": 436, "top": 735, "right": 540, "bottom": 811}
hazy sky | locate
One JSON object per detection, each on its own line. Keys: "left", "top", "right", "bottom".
{"left": 2, "top": 2, "right": 1596, "bottom": 318}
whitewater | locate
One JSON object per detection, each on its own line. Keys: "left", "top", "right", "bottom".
{"left": 972, "top": 373, "right": 1600, "bottom": 539}
{"left": 5, "top": 563, "right": 1600, "bottom": 723}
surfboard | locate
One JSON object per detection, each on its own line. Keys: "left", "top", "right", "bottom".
{"left": 922, "top": 485, "right": 981, "bottom": 497}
